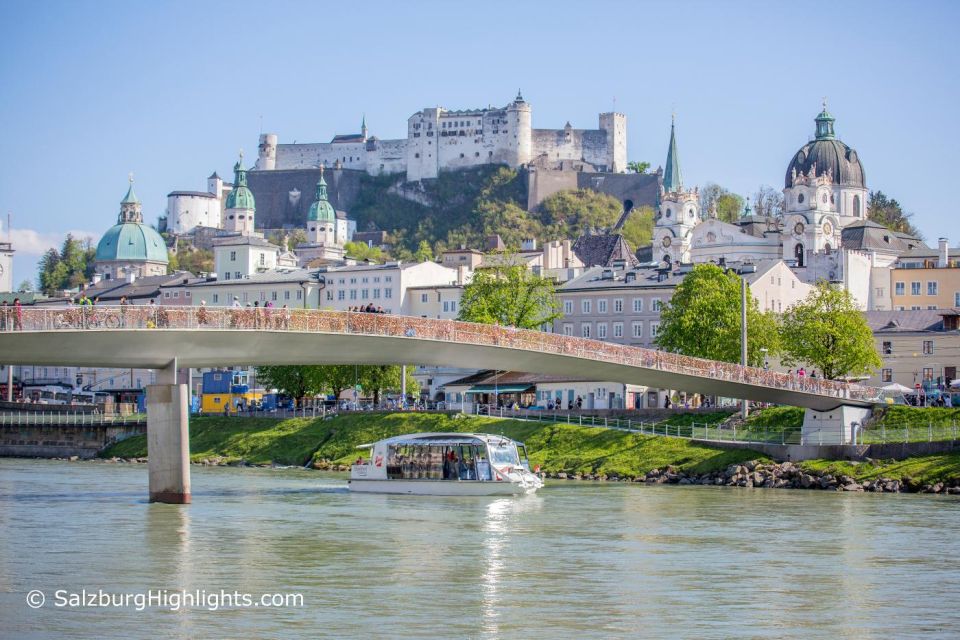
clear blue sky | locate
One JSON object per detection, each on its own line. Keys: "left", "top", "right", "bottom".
{"left": 1, "top": 0, "right": 957, "bottom": 285}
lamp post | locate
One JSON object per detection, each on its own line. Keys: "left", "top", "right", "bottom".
{"left": 740, "top": 274, "right": 748, "bottom": 419}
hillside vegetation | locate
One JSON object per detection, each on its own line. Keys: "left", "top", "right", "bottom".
{"left": 348, "top": 166, "right": 652, "bottom": 257}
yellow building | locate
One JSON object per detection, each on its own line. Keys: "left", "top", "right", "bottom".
{"left": 865, "top": 310, "right": 960, "bottom": 390}
{"left": 890, "top": 239, "right": 960, "bottom": 310}
{"left": 201, "top": 391, "right": 265, "bottom": 414}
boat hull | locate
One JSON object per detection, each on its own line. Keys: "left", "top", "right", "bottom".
{"left": 348, "top": 478, "right": 538, "bottom": 496}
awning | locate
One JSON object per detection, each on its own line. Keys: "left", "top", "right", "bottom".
{"left": 465, "top": 384, "right": 535, "bottom": 394}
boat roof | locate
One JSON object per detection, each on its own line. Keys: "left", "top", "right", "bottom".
{"left": 356, "top": 432, "right": 523, "bottom": 449}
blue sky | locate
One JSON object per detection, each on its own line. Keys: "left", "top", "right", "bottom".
{"left": 1, "top": 0, "right": 957, "bottom": 285}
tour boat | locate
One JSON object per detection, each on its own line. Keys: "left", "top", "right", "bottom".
{"left": 348, "top": 432, "right": 543, "bottom": 495}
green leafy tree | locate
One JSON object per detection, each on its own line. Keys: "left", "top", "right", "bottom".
{"left": 655, "top": 263, "right": 780, "bottom": 366}
{"left": 257, "top": 365, "right": 327, "bottom": 407}
{"left": 619, "top": 205, "right": 655, "bottom": 249}
{"left": 413, "top": 240, "right": 434, "bottom": 262}
{"left": 627, "top": 161, "right": 651, "bottom": 174}
{"left": 268, "top": 229, "right": 308, "bottom": 249}
{"left": 868, "top": 191, "right": 921, "bottom": 238}
{"left": 699, "top": 183, "right": 745, "bottom": 222}
{"left": 458, "top": 256, "right": 561, "bottom": 329}
{"left": 538, "top": 189, "right": 622, "bottom": 235}
{"left": 779, "top": 281, "right": 882, "bottom": 380}
{"left": 359, "top": 365, "right": 420, "bottom": 405}
{"left": 37, "top": 234, "right": 96, "bottom": 295}
{"left": 344, "top": 241, "right": 386, "bottom": 262}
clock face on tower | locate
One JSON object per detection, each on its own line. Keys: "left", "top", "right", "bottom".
{"left": 794, "top": 222, "right": 805, "bottom": 236}
{"left": 661, "top": 236, "right": 672, "bottom": 248}
{"left": 823, "top": 222, "right": 833, "bottom": 236}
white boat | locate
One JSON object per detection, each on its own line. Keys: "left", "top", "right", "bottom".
{"left": 348, "top": 432, "right": 544, "bottom": 495}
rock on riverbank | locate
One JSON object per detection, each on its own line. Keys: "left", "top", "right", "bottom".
{"left": 545, "top": 460, "right": 960, "bottom": 494}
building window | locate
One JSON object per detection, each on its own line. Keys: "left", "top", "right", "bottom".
{"left": 597, "top": 323, "right": 607, "bottom": 339}
{"left": 296, "top": 290, "right": 302, "bottom": 300}
{"left": 361, "top": 289, "right": 369, "bottom": 299}
{"left": 598, "top": 299, "right": 607, "bottom": 314}
{"left": 853, "top": 194, "right": 861, "bottom": 217}
{"left": 923, "top": 367, "right": 934, "bottom": 383}
{"left": 613, "top": 322, "right": 623, "bottom": 338}
{"left": 632, "top": 298, "right": 643, "bottom": 313}
{"left": 562, "top": 324, "right": 573, "bottom": 336}
{"left": 563, "top": 300, "right": 573, "bottom": 314}
{"left": 326, "top": 290, "right": 333, "bottom": 301}
{"left": 164, "top": 292, "right": 171, "bottom": 298}
{"left": 285, "top": 291, "right": 291, "bottom": 300}
{"left": 927, "top": 282, "right": 939, "bottom": 296}
{"left": 260, "top": 254, "right": 266, "bottom": 266}
{"left": 911, "top": 282, "right": 921, "bottom": 295}
{"left": 350, "top": 290, "right": 357, "bottom": 300}
{"left": 881, "top": 368, "right": 892, "bottom": 383}
{"left": 384, "top": 289, "right": 392, "bottom": 299}
{"left": 581, "top": 323, "right": 591, "bottom": 338}
{"left": 582, "top": 300, "right": 591, "bottom": 314}
{"left": 212, "top": 294, "right": 219, "bottom": 303}
{"left": 651, "top": 298, "right": 662, "bottom": 312}
{"left": 230, "top": 251, "right": 236, "bottom": 261}
{"left": 895, "top": 282, "right": 905, "bottom": 296}
{"left": 235, "top": 272, "right": 241, "bottom": 279}
{"left": 650, "top": 322, "right": 660, "bottom": 337}
{"left": 373, "top": 289, "right": 381, "bottom": 299}
{"left": 421, "top": 293, "right": 429, "bottom": 303}
{"left": 272, "top": 291, "right": 278, "bottom": 301}
{"left": 923, "top": 340, "right": 934, "bottom": 355}
{"left": 337, "top": 290, "right": 345, "bottom": 300}
{"left": 882, "top": 341, "right": 893, "bottom": 355}
{"left": 632, "top": 322, "right": 643, "bottom": 338}
{"left": 875, "top": 287, "right": 885, "bottom": 298}
{"left": 955, "top": 292, "right": 960, "bottom": 307}
{"left": 614, "top": 299, "right": 623, "bottom": 313}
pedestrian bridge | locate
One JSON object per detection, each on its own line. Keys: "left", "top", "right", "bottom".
{"left": 0, "top": 306, "right": 879, "bottom": 503}
{"left": 0, "top": 306, "right": 877, "bottom": 411}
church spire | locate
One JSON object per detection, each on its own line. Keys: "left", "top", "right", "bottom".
{"left": 361, "top": 114, "right": 368, "bottom": 140}
{"left": 118, "top": 173, "right": 143, "bottom": 223}
{"left": 662, "top": 115, "right": 682, "bottom": 193}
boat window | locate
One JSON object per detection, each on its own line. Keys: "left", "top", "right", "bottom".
{"left": 516, "top": 445, "right": 530, "bottom": 470}
{"left": 489, "top": 441, "right": 520, "bottom": 466}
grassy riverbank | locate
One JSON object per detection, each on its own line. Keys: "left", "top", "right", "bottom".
{"left": 101, "top": 412, "right": 762, "bottom": 478}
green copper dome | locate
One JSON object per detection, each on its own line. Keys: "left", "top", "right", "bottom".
{"left": 225, "top": 156, "right": 256, "bottom": 211}
{"left": 307, "top": 172, "right": 335, "bottom": 223}
{"left": 96, "top": 222, "right": 169, "bottom": 263}
{"left": 96, "top": 178, "right": 169, "bottom": 264}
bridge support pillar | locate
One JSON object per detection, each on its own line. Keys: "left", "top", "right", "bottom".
{"left": 802, "top": 406, "right": 872, "bottom": 445}
{"left": 147, "top": 362, "right": 190, "bottom": 504}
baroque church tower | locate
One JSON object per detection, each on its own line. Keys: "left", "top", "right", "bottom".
{"left": 653, "top": 117, "right": 700, "bottom": 264}
{"left": 223, "top": 153, "right": 256, "bottom": 234}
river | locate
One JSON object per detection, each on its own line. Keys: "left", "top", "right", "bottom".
{"left": 1, "top": 459, "right": 958, "bottom": 639}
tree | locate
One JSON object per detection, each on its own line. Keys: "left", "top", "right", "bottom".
{"left": 358, "top": 365, "right": 420, "bottom": 405}
{"left": 268, "top": 229, "right": 308, "bottom": 249}
{"left": 698, "top": 183, "right": 745, "bottom": 222}
{"left": 413, "top": 240, "right": 434, "bottom": 263}
{"left": 752, "top": 185, "right": 784, "bottom": 218}
{"left": 619, "top": 205, "right": 655, "bottom": 250}
{"left": 344, "top": 241, "right": 386, "bottom": 262}
{"left": 538, "top": 188, "right": 623, "bottom": 236}
{"left": 36, "top": 234, "right": 96, "bottom": 295}
{"left": 779, "top": 281, "right": 882, "bottom": 380}
{"left": 257, "top": 365, "right": 327, "bottom": 407}
{"left": 316, "top": 365, "right": 358, "bottom": 401}
{"left": 458, "top": 256, "right": 561, "bottom": 329}
{"left": 655, "top": 264, "right": 780, "bottom": 366}
{"left": 627, "top": 161, "right": 651, "bottom": 174}
{"left": 17, "top": 280, "right": 33, "bottom": 292}
{"left": 868, "top": 191, "right": 921, "bottom": 238}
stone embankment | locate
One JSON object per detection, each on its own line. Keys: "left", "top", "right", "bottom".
{"left": 545, "top": 459, "right": 960, "bottom": 494}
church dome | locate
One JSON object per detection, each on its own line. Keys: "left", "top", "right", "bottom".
{"left": 96, "top": 178, "right": 169, "bottom": 264}
{"left": 785, "top": 108, "right": 865, "bottom": 189}
{"left": 225, "top": 157, "right": 255, "bottom": 210}
{"left": 307, "top": 171, "right": 336, "bottom": 223}
{"left": 96, "top": 222, "right": 168, "bottom": 263}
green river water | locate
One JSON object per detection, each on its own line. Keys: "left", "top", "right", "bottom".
{"left": 1, "top": 459, "right": 958, "bottom": 639}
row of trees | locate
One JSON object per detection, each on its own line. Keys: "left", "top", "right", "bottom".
{"left": 655, "top": 264, "right": 881, "bottom": 380}
{"left": 256, "top": 364, "right": 419, "bottom": 408}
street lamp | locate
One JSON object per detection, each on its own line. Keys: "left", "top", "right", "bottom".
{"left": 760, "top": 347, "right": 769, "bottom": 371}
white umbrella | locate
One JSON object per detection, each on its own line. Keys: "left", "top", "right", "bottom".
{"left": 881, "top": 383, "right": 913, "bottom": 394}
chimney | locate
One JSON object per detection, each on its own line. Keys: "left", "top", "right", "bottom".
{"left": 127, "top": 270, "right": 137, "bottom": 284}
{"left": 91, "top": 273, "right": 102, "bottom": 285}
{"left": 521, "top": 238, "right": 537, "bottom": 251}
{"left": 939, "top": 237, "right": 949, "bottom": 268}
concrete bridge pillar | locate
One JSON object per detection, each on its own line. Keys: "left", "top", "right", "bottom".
{"left": 802, "top": 406, "right": 873, "bottom": 445}
{"left": 147, "top": 360, "right": 191, "bottom": 504}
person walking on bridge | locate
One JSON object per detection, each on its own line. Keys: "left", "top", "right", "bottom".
{"left": 12, "top": 298, "right": 23, "bottom": 331}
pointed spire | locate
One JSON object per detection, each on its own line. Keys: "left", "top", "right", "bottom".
{"left": 233, "top": 150, "right": 248, "bottom": 187}
{"left": 662, "top": 115, "right": 682, "bottom": 193}
{"left": 361, "top": 114, "right": 368, "bottom": 139}
{"left": 121, "top": 172, "right": 139, "bottom": 204}
{"left": 515, "top": 89, "right": 524, "bottom": 102}
{"left": 316, "top": 163, "right": 328, "bottom": 201}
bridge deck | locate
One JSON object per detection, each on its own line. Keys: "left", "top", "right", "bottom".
{"left": 0, "top": 307, "right": 879, "bottom": 411}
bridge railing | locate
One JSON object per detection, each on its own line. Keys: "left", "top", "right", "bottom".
{"left": 3, "top": 306, "right": 880, "bottom": 403}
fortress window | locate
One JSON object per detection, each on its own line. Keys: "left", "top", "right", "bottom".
{"left": 460, "top": 153, "right": 464, "bottom": 158}
{"left": 415, "top": 153, "right": 420, "bottom": 158}
{"left": 475, "top": 152, "right": 480, "bottom": 157}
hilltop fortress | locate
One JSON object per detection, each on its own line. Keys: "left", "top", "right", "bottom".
{"left": 255, "top": 91, "right": 627, "bottom": 182}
